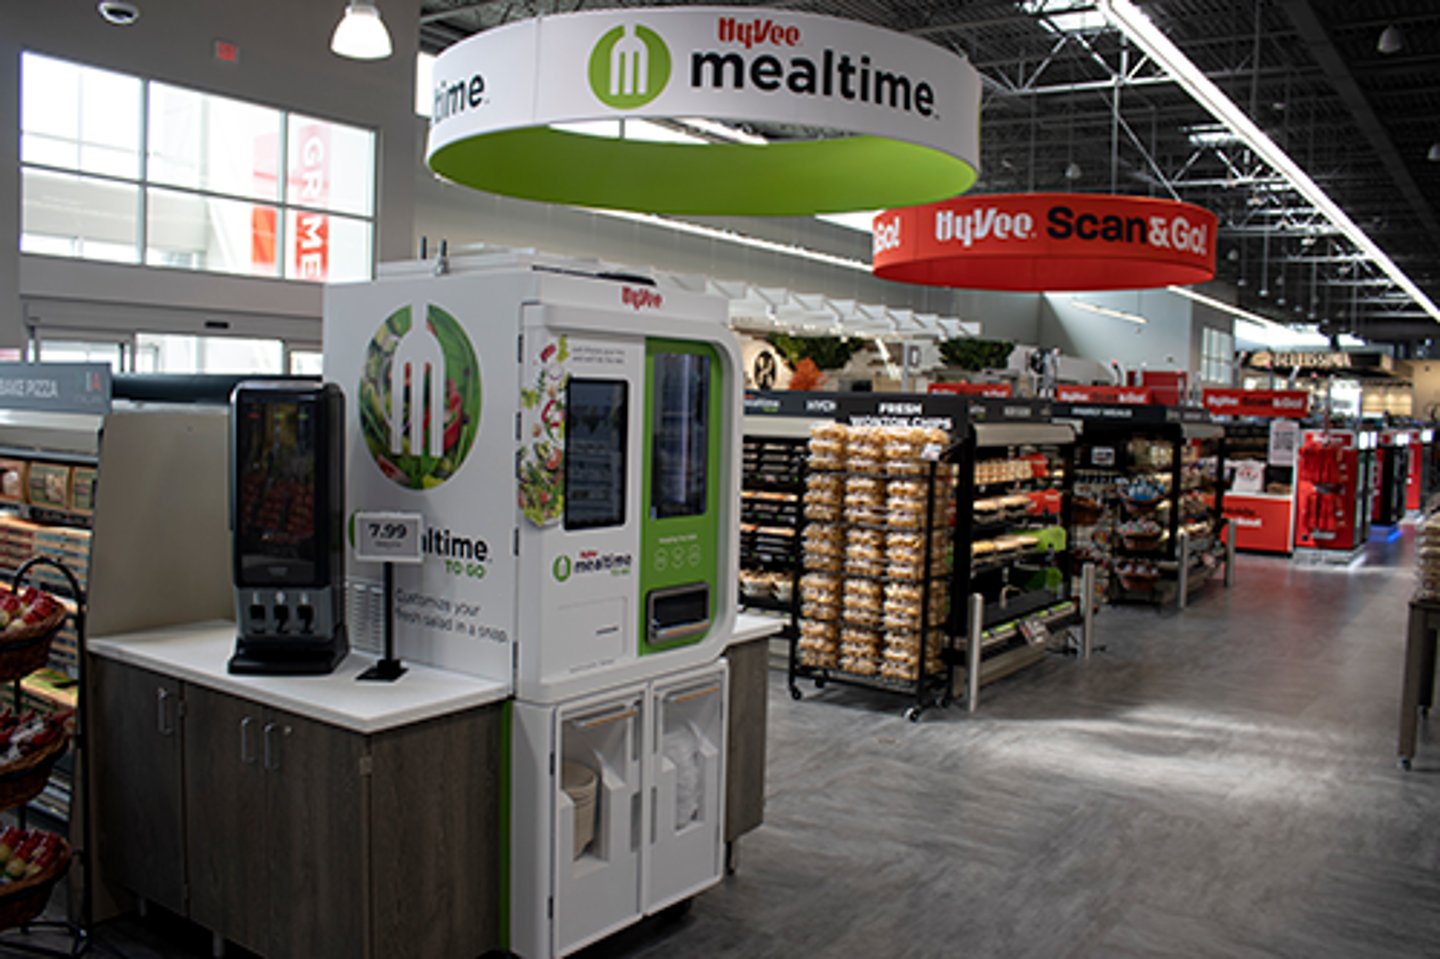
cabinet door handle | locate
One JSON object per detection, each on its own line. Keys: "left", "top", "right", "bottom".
{"left": 262, "top": 722, "right": 279, "bottom": 771}
{"left": 239, "top": 716, "right": 256, "bottom": 765}
{"left": 156, "top": 688, "right": 174, "bottom": 736}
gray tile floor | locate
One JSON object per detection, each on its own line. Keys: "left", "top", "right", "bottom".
{"left": 8, "top": 528, "right": 1438, "bottom": 957}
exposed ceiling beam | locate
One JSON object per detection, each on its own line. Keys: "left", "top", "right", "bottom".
{"left": 1276, "top": 0, "right": 1440, "bottom": 251}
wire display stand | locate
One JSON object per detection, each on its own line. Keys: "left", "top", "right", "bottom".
{"left": 0, "top": 556, "right": 94, "bottom": 958}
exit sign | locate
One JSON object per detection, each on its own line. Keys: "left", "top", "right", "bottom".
{"left": 214, "top": 40, "right": 240, "bottom": 63}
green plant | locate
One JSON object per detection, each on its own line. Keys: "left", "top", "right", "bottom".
{"left": 939, "top": 338, "right": 1014, "bottom": 371}
{"left": 766, "top": 333, "right": 864, "bottom": 371}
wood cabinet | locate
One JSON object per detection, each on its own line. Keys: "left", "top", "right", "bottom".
{"left": 92, "top": 657, "right": 503, "bottom": 959}
{"left": 91, "top": 658, "right": 186, "bottom": 916}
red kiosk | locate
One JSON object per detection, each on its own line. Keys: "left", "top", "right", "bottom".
{"left": 1203, "top": 388, "right": 1309, "bottom": 554}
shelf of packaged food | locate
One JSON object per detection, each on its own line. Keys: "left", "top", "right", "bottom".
{"left": 802, "top": 568, "right": 952, "bottom": 585}
{"left": 740, "top": 488, "right": 801, "bottom": 502}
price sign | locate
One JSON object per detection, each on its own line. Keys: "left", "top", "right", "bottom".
{"left": 1018, "top": 618, "right": 1052, "bottom": 647}
{"left": 355, "top": 512, "right": 424, "bottom": 564}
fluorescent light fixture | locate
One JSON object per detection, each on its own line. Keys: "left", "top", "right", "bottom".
{"left": 1069, "top": 297, "right": 1147, "bottom": 324}
{"left": 1166, "top": 285, "right": 1287, "bottom": 330}
{"left": 1097, "top": 0, "right": 1440, "bottom": 324}
{"left": 1185, "top": 124, "right": 1241, "bottom": 148}
{"left": 676, "top": 117, "right": 768, "bottom": 145}
{"left": 332, "top": 0, "right": 392, "bottom": 60}
{"left": 415, "top": 52, "right": 436, "bottom": 117}
{"left": 816, "top": 210, "right": 882, "bottom": 233}
{"left": 591, "top": 208, "right": 872, "bottom": 273}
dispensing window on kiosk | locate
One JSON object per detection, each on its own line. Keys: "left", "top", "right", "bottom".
{"left": 645, "top": 348, "right": 715, "bottom": 650}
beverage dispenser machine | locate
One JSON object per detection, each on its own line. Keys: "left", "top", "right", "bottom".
{"left": 323, "top": 251, "right": 741, "bottom": 958}
{"left": 228, "top": 381, "right": 349, "bottom": 674}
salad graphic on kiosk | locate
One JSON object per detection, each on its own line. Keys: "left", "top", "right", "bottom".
{"left": 359, "top": 304, "right": 481, "bottom": 490}
{"left": 228, "top": 381, "right": 348, "bottom": 675}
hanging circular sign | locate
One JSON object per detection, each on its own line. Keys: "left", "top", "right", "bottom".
{"left": 426, "top": 8, "right": 982, "bottom": 215}
{"left": 872, "top": 194, "right": 1217, "bottom": 290}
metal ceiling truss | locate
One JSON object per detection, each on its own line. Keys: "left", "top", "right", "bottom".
{"left": 418, "top": 0, "right": 1440, "bottom": 344}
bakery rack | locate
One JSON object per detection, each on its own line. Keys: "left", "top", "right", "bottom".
{"left": 744, "top": 392, "right": 1101, "bottom": 718}
{"left": 1058, "top": 402, "right": 1233, "bottom": 609}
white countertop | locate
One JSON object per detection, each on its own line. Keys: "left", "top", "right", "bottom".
{"left": 90, "top": 613, "right": 785, "bottom": 734}
{"left": 730, "top": 611, "right": 786, "bottom": 644}
{"left": 89, "top": 621, "right": 511, "bottom": 734}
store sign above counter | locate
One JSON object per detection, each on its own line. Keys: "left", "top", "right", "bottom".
{"left": 1054, "top": 384, "right": 1152, "bottom": 404}
{"left": 927, "top": 381, "right": 1013, "bottom": 399}
{"left": 871, "top": 193, "right": 1217, "bottom": 290}
{"left": 426, "top": 7, "right": 981, "bottom": 215}
{"left": 0, "top": 363, "right": 111, "bottom": 415}
{"left": 1246, "top": 351, "right": 1395, "bottom": 374}
{"left": 1201, "top": 389, "right": 1309, "bottom": 419}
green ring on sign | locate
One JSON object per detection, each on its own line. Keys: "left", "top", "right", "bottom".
{"left": 427, "top": 128, "right": 978, "bottom": 217}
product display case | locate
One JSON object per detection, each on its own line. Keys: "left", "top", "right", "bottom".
{"left": 1295, "top": 428, "right": 1375, "bottom": 556}
{"left": 1061, "top": 403, "right": 1231, "bottom": 608}
{"left": 737, "top": 435, "right": 806, "bottom": 636}
{"left": 1374, "top": 431, "right": 1411, "bottom": 527}
{"left": 744, "top": 392, "right": 1093, "bottom": 719}
{"left": 955, "top": 402, "right": 1082, "bottom": 709}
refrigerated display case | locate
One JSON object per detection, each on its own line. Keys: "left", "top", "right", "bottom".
{"left": 1374, "top": 431, "right": 1411, "bottom": 527}
{"left": 956, "top": 401, "right": 1083, "bottom": 710}
{"left": 1059, "top": 403, "right": 1231, "bottom": 608}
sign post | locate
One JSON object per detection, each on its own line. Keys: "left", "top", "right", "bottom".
{"left": 354, "top": 511, "right": 425, "bottom": 682}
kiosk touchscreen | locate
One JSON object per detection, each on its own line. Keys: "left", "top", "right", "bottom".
{"left": 228, "top": 381, "right": 348, "bottom": 674}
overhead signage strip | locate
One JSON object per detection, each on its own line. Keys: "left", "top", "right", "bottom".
{"left": 426, "top": 7, "right": 982, "bottom": 215}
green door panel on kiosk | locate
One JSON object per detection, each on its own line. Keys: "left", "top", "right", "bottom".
{"left": 639, "top": 339, "right": 723, "bottom": 656}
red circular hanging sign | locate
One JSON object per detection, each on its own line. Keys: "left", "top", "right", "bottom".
{"left": 872, "top": 193, "right": 1217, "bottom": 291}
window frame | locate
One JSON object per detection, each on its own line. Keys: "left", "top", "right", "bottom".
{"left": 18, "top": 51, "right": 378, "bottom": 284}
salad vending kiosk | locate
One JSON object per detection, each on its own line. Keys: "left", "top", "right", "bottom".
{"left": 323, "top": 251, "right": 741, "bottom": 958}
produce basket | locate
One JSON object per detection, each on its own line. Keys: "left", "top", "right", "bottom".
{"left": 1072, "top": 498, "right": 1104, "bottom": 525}
{"left": 1117, "top": 569, "right": 1161, "bottom": 592}
{"left": 0, "top": 732, "right": 69, "bottom": 810}
{"left": 0, "top": 606, "right": 67, "bottom": 684}
{"left": 0, "top": 836, "right": 70, "bottom": 930}
{"left": 1120, "top": 495, "right": 1164, "bottom": 516}
{"left": 1120, "top": 530, "right": 1165, "bottom": 552}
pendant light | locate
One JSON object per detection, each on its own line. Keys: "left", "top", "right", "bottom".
{"left": 331, "top": 0, "right": 392, "bottom": 60}
{"left": 1427, "top": 142, "right": 1440, "bottom": 162}
{"left": 1377, "top": 24, "right": 1403, "bottom": 55}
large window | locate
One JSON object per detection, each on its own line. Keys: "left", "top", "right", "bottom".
{"left": 20, "top": 52, "right": 375, "bottom": 283}
{"left": 1200, "top": 326, "right": 1234, "bottom": 386}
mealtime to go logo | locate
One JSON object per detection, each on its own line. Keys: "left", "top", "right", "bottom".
{"left": 589, "top": 23, "right": 672, "bottom": 108}
{"left": 359, "top": 304, "right": 481, "bottom": 490}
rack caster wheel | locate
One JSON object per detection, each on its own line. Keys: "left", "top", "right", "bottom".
{"left": 1422, "top": 707, "right": 1430, "bottom": 718}
{"left": 814, "top": 677, "right": 826, "bottom": 690}
{"left": 1400, "top": 757, "right": 1413, "bottom": 771}
{"left": 789, "top": 686, "right": 802, "bottom": 701}
{"left": 904, "top": 707, "right": 921, "bottom": 723}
